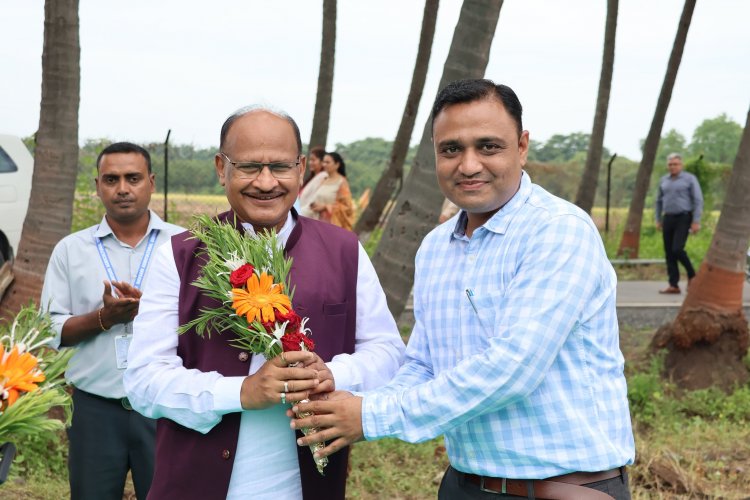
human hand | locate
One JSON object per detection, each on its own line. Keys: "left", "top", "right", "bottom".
{"left": 289, "top": 392, "right": 364, "bottom": 459}
{"left": 240, "top": 351, "right": 319, "bottom": 410}
{"left": 301, "top": 353, "right": 335, "bottom": 397}
{"left": 100, "top": 280, "right": 140, "bottom": 328}
{"left": 656, "top": 222, "right": 663, "bottom": 231}
{"left": 690, "top": 222, "right": 700, "bottom": 234}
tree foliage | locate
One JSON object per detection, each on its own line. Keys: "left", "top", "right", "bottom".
{"left": 689, "top": 113, "right": 743, "bottom": 164}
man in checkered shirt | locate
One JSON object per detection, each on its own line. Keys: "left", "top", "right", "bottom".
{"left": 294, "top": 79, "right": 635, "bottom": 500}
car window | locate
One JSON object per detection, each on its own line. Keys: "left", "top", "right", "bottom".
{"left": 0, "top": 146, "right": 19, "bottom": 173}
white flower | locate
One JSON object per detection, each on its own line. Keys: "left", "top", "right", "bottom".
{"left": 224, "top": 252, "right": 246, "bottom": 271}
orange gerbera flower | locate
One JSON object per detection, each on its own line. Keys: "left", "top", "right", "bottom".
{"left": 0, "top": 344, "right": 46, "bottom": 407}
{"left": 232, "top": 272, "right": 291, "bottom": 323}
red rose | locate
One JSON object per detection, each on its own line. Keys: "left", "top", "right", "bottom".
{"left": 261, "top": 320, "right": 276, "bottom": 333}
{"left": 229, "top": 264, "right": 255, "bottom": 288}
{"left": 281, "top": 331, "right": 315, "bottom": 352}
{"left": 276, "top": 309, "right": 302, "bottom": 333}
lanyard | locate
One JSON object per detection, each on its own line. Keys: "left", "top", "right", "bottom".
{"left": 95, "top": 228, "right": 160, "bottom": 290}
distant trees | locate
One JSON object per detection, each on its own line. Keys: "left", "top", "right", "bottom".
{"left": 618, "top": 0, "right": 697, "bottom": 258}
{"left": 689, "top": 113, "right": 744, "bottom": 164}
{"left": 575, "top": 0, "right": 618, "bottom": 214}
{"left": 2, "top": 0, "right": 81, "bottom": 316}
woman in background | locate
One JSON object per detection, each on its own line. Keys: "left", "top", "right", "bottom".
{"left": 307, "top": 152, "right": 354, "bottom": 230}
{"left": 298, "top": 146, "right": 327, "bottom": 218}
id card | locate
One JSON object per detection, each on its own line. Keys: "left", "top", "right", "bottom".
{"left": 115, "top": 334, "right": 132, "bottom": 370}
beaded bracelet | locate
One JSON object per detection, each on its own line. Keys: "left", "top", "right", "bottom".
{"left": 98, "top": 307, "right": 110, "bottom": 331}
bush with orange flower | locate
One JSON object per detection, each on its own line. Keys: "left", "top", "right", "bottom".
{"left": 0, "top": 306, "right": 73, "bottom": 480}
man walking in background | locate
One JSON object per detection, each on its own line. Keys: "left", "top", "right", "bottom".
{"left": 41, "top": 142, "right": 184, "bottom": 499}
{"left": 655, "top": 153, "right": 703, "bottom": 294}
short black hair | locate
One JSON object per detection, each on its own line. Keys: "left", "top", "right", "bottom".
{"left": 96, "top": 142, "right": 152, "bottom": 172}
{"left": 431, "top": 79, "right": 523, "bottom": 137}
{"left": 219, "top": 106, "right": 303, "bottom": 155}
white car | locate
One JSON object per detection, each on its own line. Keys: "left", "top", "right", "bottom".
{"left": 0, "top": 134, "right": 34, "bottom": 259}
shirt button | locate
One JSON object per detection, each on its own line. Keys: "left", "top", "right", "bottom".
{"left": 468, "top": 255, "right": 476, "bottom": 262}
{"left": 222, "top": 449, "right": 231, "bottom": 460}
{"left": 238, "top": 352, "right": 249, "bottom": 362}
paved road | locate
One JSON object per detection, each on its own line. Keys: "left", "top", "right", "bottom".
{"left": 617, "top": 280, "right": 750, "bottom": 306}
{"left": 399, "top": 280, "right": 750, "bottom": 329}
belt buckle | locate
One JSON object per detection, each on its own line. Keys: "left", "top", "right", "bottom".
{"left": 121, "top": 398, "right": 133, "bottom": 411}
{"left": 479, "top": 476, "right": 506, "bottom": 494}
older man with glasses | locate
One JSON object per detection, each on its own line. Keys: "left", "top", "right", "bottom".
{"left": 123, "top": 106, "right": 404, "bottom": 500}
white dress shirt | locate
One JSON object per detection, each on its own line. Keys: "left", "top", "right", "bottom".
{"left": 124, "top": 212, "right": 404, "bottom": 499}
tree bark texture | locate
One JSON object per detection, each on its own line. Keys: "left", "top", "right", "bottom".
{"left": 1, "top": 0, "right": 80, "bottom": 317}
{"left": 354, "top": 0, "right": 439, "bottom": 237}
{"left": 617, "top": 0, "right": 696, "bottom": 257}
{"left": 372, "top": 0, "right": 504, "bottom": 320}
{"left": 308, "top": 0, "right": 337, "bottom": 154}
{"left": 653, "top": 107, "right": 750, "bottom": 392}
{"left": 574, "top": 0, "right": 618, "bottom": 214}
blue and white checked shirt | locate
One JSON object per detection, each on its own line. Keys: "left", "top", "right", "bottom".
{"left": 362, "top": 172, "right": 635, "bottom": 479}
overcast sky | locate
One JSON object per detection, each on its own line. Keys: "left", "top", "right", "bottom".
{"left": 1, "top": 0, "right": 748, "bottom": 160}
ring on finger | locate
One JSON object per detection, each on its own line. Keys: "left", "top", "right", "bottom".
{"left": 281, "top": 392, "right": 286, "bottom": 405}
{"left": 283, "top": 381, "right": 289, "bottom": 393}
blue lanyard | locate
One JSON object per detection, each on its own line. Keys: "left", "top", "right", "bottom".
{"left": 95, "top": 228, "right": 160, "bottom": 290}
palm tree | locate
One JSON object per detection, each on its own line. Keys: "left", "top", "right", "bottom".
{"left": 1, "top": 0, "right": 80, "bottom": 317}
{"left": 653, "top": 107, "right": 750, "bottom": 391}
{"left": 617, "top": 0, "right": 697, "bottom": 257}
{"left": 574, "top": 0, "right": 618, "bottom": 214}
{"left": 354, "top": 0, "right": 440, "bottom": 238}
{"left": 372, "top": 0, "right": 504, "bottom": 319}
{"left": 307, "top": 0, "right": 337, "bottom": 156}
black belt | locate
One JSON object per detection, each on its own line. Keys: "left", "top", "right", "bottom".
{"left": 462, "top": 467, "right": 624, "bottom": 500}
{"left": 76, "top": 388, "right": 133, "bottom": 411}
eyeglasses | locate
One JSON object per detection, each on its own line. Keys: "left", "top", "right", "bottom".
{"left": 219, "top": 152, "right": 301, "bottom": 180}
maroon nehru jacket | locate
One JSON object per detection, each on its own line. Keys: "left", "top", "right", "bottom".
{"left": 147, "top": 210, "right": 358, "bottom": 500}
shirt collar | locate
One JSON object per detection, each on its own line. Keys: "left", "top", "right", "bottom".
{"left": 94, "top": 209, "right": 166, "bottom": 240}
{"left": 450, "top": 171, "right": 532, "bottom": 240}
{"left": 241, "top": 211, "right": 295, "bottom": 247}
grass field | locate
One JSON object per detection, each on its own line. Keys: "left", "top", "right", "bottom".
{"left": 3, "top": 326, "right": 750, "bottom": 499}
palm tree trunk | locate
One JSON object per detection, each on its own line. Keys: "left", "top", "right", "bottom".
{"left": 308, "top": 0, "right": 337, "bottom": 155}
{"left": 617, "top": 0, "right": 696, "bottom": 257}
{"left": 574, "top": 0, "right": 618, "bottom": 214}
{"left": 354, "top": 0, "right": 440, "bottom": 237}
{"left": 1, "top": 0, "right": 80, "bottom": 317}
{"left": 653, "top": 107, "right": 750, "bottom": 391}
{"left": 372, "top": 0, "right": 504, "bottom": 319}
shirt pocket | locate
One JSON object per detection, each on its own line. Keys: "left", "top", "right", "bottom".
{"left": 460, "top": 290, "right": 504, "bottom": 360}
{"left": 318, "top": 301, "right": 348, "bottom": 360}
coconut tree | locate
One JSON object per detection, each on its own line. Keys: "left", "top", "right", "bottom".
{"left": 372, "top": 0, "right": 504, "bottom": 319}
{"left": 617, "top": 0, "right": 696, "bottom": 257}
{"left": 1, "top": 0, "right": 80, "bottom": 317}
{"left": 653, "top": 107, "right": 750, "bottom": 392}
{"left": 354, "top": 0, "right": 440, "bottom": 238}
{"left": 574, "top": 0, "right": 618, "bottom": 214}
{"left": 307, "top": 0, "right": 337, "bottom": 156}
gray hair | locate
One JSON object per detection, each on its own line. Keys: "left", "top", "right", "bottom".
{"left": 219, "top": 105, "right": 302, "bottom": 154}
{"left": 666, "top": 153, "right": 682, "bottom": 161}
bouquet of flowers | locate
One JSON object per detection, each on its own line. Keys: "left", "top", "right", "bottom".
{"left": 178, "top": 214, "right": 327, "bottom": 474}
{"left": 0, "top": 305, "right": 74, "bottom": 483}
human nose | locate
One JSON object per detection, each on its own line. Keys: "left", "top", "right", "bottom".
{"left": 457, "top": 148, "right": 483, "bottom": 176}
{"left": 251, "top": 164, "right": 279, "bottom": 189}
{"left": 116, "top": 178, "right": 131, "bottom": 193}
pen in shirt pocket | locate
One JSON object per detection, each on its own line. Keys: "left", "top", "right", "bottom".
{"left": 465, "top": 288, "right": 479, "bottom": 315}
